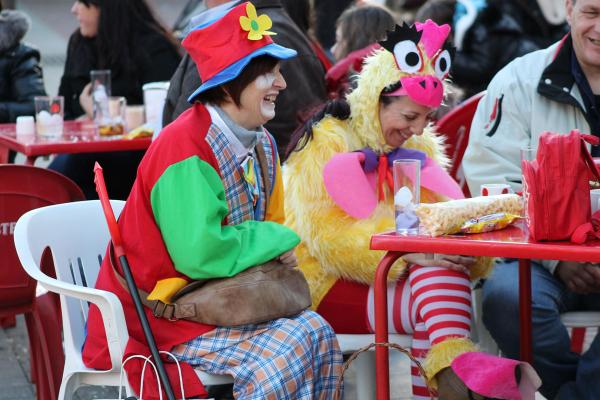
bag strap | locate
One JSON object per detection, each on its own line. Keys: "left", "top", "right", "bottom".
{"left": 571, "top": 210, "right": 600, "bottom": 244}
{"left": 108, "top": 243, "right": 194, "bottom": 321}
{"left": 570, "top": 134, "right": 600, "bottom": 243}
{"left": 255, "top": 142, "right": 271, "bottom": 212}
{"left": 580, "top": 134, "right": 600, "bottom": 182}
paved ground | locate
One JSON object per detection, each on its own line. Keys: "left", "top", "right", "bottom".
{"left": 0, "top": 315, "right": 414, "bottom": 400}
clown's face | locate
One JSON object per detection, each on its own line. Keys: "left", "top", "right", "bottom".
{"left": 379, "top": 96, "right": 433, "bottom": 148}
{"left": 236, "top": 63, "right": 287, "bottom": 129}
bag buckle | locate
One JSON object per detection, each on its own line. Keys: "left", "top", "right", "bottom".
{"left": 152, "top": 302, "right": 178, "bottom": 321}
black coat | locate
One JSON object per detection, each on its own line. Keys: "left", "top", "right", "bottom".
{"left": 0, "top": 10, "right": 46, "bottom": 123}
{"left": 162, "top": 0, "right": 327, "bottom": 159}
{"left": 59, "top": 28, "right": 181, "bottom": 120}
{"left": 451, "top": 0, "right": 568, "bottom": 98}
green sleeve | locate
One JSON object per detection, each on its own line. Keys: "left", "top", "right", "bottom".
{"left": 150, "top": 156, "right": 300, "bottom": 280}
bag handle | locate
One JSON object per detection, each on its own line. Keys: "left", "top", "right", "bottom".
{"left": 580, "top": 133, "right": 600, "bottom": 182}
{"left": 569, "top": 135, "right": 600, "bottom": 244}
{"left": 332, "top": 342, "right": 435, "bottom": 400}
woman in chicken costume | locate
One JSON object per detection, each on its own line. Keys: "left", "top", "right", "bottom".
{"left": 285, "top": 20, "right": 541, "bottom": 400}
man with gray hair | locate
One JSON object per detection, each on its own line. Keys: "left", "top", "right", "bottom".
{"left": 463, "top": 0, "right": 600, "bottom": 398}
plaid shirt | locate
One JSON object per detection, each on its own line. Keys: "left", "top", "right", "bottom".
{"left": 206, "top": 123, "right": 276, "bottom": 224}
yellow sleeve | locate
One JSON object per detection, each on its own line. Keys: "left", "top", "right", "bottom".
{"left": 265, "top": 158, "right": 285, "bottom": 224}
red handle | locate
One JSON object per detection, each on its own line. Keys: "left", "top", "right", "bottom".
{"left": 94, "top": 162, "right": 125, "bottom": 258}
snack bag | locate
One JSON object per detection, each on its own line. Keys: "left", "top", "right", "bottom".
{"left": 460, "top": 213, "right": 521, "bottom": 234}
{"left": 415, "top": 194, "right": 523, "bottom": 236}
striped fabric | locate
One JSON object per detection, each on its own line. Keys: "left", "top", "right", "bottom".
{"left": 171, "top": 310, "right": 343, "bottom": 399}
{"left": 205, "top": 124, "right": 276, "bottom": 224}
{"left": 366, "top": 265, "right": 472, "bottom": 399}
{"left": 567, "top": 326, "right": 599, "bottom": 354}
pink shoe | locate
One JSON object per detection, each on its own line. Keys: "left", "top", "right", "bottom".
{"left": 450, "top": 352, "right": 541, "bottom": 400}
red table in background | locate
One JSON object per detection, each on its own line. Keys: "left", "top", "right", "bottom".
{"left": 0, "top": 120, "right": 151, "bottom": 165}
{"left": 370, "top": 220, "right": 600, "bottom": 400}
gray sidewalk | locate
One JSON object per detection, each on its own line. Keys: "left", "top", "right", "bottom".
{"left": 0, "top": 315, "right": 415, "bottom": 400}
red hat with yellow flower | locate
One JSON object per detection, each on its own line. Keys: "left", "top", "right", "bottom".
{"left": 183, "top": 2, "right": 297, "bottom": 103}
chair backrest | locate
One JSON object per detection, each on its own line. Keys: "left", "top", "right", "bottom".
{"left": 435, "top": 91, "right": 485, "bottom": 197}
{"left": 14, "top": 200, "right": 127, "bottom": 370}
{"left": 0, "top": 165, "right": 84, "bottom": 316}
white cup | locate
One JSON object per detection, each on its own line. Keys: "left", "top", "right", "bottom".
{"left": 143, "top": 81, "right": 169, "bottom": 137}
{"left": 480, "top": 183, "right": 513, "bottom": 196}
{"left": 15, "top": 116, "right": 35, "bottom": 136}
{"left": 591, "top": 189, "right": 600, "bottom": 214}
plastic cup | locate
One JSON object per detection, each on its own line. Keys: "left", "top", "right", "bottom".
{"left": 480, "top": 183, "right": 513, "bottom": 196}
{"left": 143, "top": 81, "right": 169, "bottom": 138}
{"left": 34, "top": 96, "right": 64, "bottom": 138}
{"left": 98, "top": 96, "right": 127, "bottom": 136}
{"left": 125, "top": 105, "right": 145, "bottom": 130}
{"left": 15, "top": 116, "right": 35, "bottom": 136}
{"left": 393, "top": 159, "right": 420, "bottom": 235}
{"left": 91, "top": 69, "right": 111, "bottom": 127}
{"left": 591, "top": 189, "right": 600, "bottom": 214}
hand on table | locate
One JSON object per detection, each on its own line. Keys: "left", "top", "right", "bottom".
{"left": 556, "top": 261, "right": 600, "bottom": 294}
{"left": 277, "top": 249, "right": 298, "bottom": 268}
{"left": 401, "top": 253, "right": 476, "bottom": 274}
{"left": 79, "top": 82, "right": 93, "bottom": 118}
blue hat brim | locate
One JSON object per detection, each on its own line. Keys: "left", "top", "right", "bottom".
{"left": 187, "top": 43, "right": 297, "bottom": 103}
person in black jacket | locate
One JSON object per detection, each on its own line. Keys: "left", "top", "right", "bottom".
{"left": 0, "top": 7, "right": 45, "bottom": 124}
{"left": 451, "top": 0, "right": 568, "bottom": 98}
{"left": 49, "top": 0, "right": 181, "bottom": 199}
{"left": 162, "top": 0, "right": 327, "bottom": 160}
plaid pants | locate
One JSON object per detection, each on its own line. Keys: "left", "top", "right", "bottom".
{"left": 171, "top": 310, "right": 343, "bottom": 399}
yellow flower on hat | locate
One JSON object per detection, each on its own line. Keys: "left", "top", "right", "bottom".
{"left": 239, "top": 2, "right": 275, "bottom": 40}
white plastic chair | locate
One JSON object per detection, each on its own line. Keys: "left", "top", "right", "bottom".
{"left": 13, "top": 200, "right": 230, "bottom": 400}
{"left": 14, "top": 200, "right": 415, "bottom": 400}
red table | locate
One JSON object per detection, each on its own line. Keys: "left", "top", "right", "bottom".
{"left": 370, "top": 220, "right": 600, "bottom": 400}
{"left": 0, "top": 121, "right": 151, "bottom": 165}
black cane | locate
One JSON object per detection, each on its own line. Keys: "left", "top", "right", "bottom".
{"left": 94, "top": 162, "right": 177, "bottom": 400}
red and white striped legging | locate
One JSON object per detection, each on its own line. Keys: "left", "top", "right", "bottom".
{"left": 318, "top": 264, "right": 472, "bottom": 399}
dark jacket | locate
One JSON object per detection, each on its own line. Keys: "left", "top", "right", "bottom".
{"left": 451, "top": 0, "right": 568, "bottom": 98}
{"left": 59, "top": 28, "right": 181, "bottom": 120}
{"left": 163, "top": 0, "right": 327, "bottom": 159}
{"left": 0, "top": 10, "right": 46, "bottom": 123}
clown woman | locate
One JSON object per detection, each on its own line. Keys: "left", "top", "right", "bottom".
{"left": 284, "top": 20, "right": 540, "bottom": 399}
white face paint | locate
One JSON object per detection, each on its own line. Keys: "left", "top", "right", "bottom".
{"left": 255, "top": 72, "right": 277, "bottom": 119}
{"left": 229, "top": 65, "right": 286, "bottom": 130}
{"left": 255, "top": 72, "right": 276, "bottom": 90}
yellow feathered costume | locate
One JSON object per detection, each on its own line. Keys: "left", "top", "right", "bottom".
{"left": 284, "top": 44, "right": 493, "bottom": 386}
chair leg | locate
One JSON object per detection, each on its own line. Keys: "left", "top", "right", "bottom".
{"left": 0, "top": 315, "right": 17, "bottom": 328}
{"left": 58, "top": 373, "right": 79, "bottom": 400}
{"left": 25, "top": 294, "right": 64, "bottom": 400}
{"left": 24, "top": 312, "right": 39, "bottom": 385}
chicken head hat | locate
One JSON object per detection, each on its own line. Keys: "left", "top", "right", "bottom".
{"left": 183, "top": 2, "right": 297, "bottom": 103}
{"left": 347, "top": 20, "right": 453, "bottom": 152}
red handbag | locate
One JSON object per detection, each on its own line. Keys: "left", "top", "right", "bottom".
{"left": 522, "top": 130, "right": 600, "bottom": 241}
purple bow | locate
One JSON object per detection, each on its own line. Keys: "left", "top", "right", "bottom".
{"left": 358, "top": 147, "right": 427, "bottom": 172}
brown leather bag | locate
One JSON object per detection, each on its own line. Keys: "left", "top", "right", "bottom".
{"left": 109, "top": 246, "right": 311, "bottom": 326}
{"left": 109, "top": 144, "right": 311, "bottom": 326}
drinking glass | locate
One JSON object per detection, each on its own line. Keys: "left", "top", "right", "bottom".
{"left": 34, "top": 96, "right": 64, "bottom": 138}
{"left": 91, "top": 70, "right": 111, "bottom": 128}
{"left": 520, "top": 145, "right": 537, "bottom": 222}
{"left": 97, "top": 96, "right": 127, "bottom": 136}
{"left": 393, "top": 159, "right": 421, "bottom": 235}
